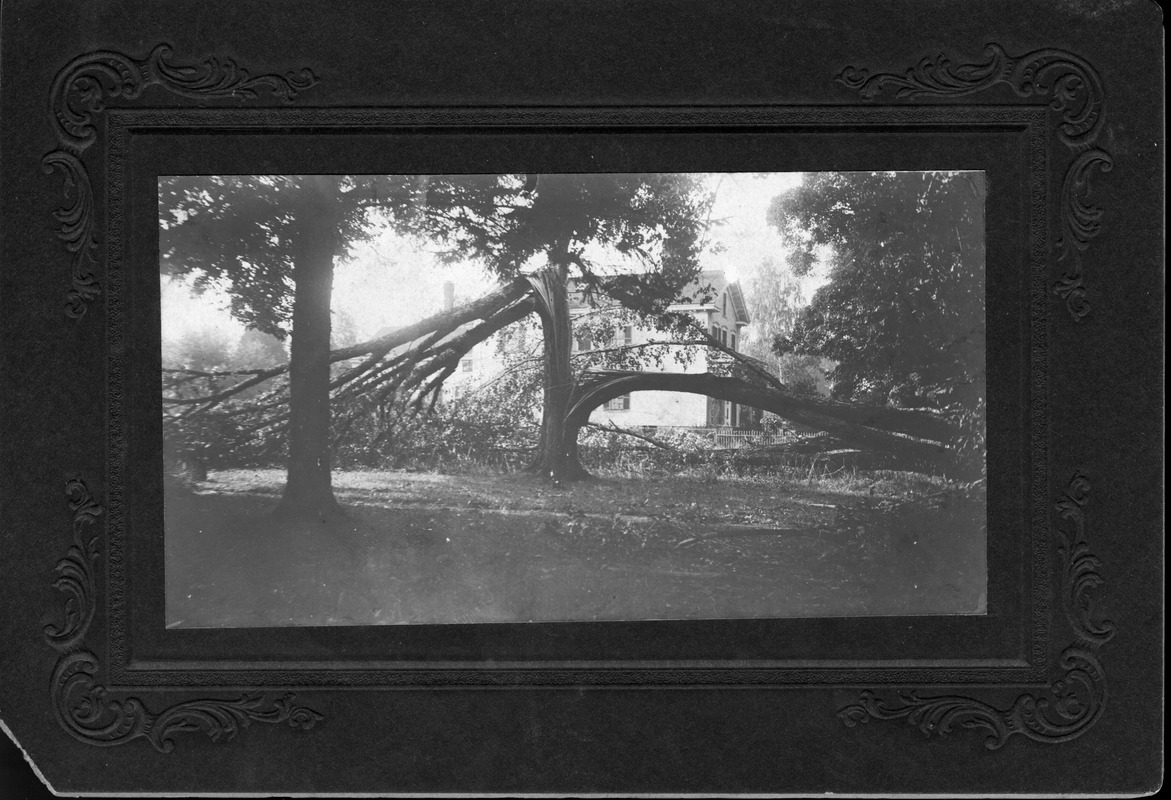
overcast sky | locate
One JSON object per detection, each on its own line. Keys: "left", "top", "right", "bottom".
{"left": 160, "top": 172, "right": 806, "bottom": 348}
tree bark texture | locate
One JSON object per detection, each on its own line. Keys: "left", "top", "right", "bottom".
{"left": 525, "top": 257, "right": 587, "bottom": 481}
{"left": 277, "top": 179, "right": 344, "bottom": 518}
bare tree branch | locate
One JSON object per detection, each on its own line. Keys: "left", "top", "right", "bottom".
{"left": 584, "top": 421, "right": 677, "bottom": 451}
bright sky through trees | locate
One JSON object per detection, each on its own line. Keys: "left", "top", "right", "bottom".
{"left": 159, "top": 172, "right": 809, "bottom": 350}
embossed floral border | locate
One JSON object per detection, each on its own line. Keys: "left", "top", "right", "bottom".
{"left": 836, "top": 44, "right": 1113, "bottom": 322}
{"left": 838, "top": 473, "right": 1112, "bottom": 748}
{"left": 43, "top": 45, "right": 326, "bottom": 749}
{"left": 42, "top": 42, "right": 1113, "bottom": 751}
{"left": 46, "top": 478, "right": 323, "bottom": 750}
{"left": 834, "top": 44, "right": 1115, "bottom": 747}
{"left": 43, "top": 44, "right": 316, "bottom": 319}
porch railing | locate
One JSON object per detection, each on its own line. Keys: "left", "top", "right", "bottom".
{"left": 644, "top": 426, "right": 799, "bottom": 449}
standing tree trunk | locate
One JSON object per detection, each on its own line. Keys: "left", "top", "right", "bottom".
{"left": 525, "top": 248, "right": 588, "bottom": 481}
{"left": 277, "top": 179, "right": 343, "bottom": 518}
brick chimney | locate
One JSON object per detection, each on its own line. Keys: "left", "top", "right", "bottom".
{"left": 443, "top": 281, "right": 455, "bottom": 311}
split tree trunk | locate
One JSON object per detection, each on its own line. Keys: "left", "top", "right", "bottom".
{"left": 525, "top": 250, "right": 588, "bottom": 481}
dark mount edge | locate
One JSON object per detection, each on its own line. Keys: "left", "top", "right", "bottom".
{"left": 42, "top": 42, "right": 1112, "bottom": 751}
{"left": 45, "top": 478, "right": 324, "bottom": 750}
{"left": 43, "top": 44, "right": 326, "bottom": 750}
{"left": 836, "top": 43, "right": 1112, "bottom": 323}
{"left": 835, "top": 43, "right": 1114, "bottom": 748}
{"left": 44, "top": 43, "right": 317, "bottom": 319}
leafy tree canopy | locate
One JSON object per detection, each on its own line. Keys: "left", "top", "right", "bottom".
{"left": 740, "top": 255, "right": 806, "bottom": 371}
{"left": 406, "top": 173, "right": 713, "bottom": 316}
{"left": 768, "top": 171, "right": 985, "bottom": 413}
{"left": 159, "top": 175, "right": 423, "bottom": 339}
{"left": 161, "top": 173, "right": 713, "bottom": 339}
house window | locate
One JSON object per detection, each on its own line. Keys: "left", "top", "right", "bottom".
{"left": 575, "top": 332, "right": 593, "bottom": 352}
{"left": 460, "top": 358, "right": 473, "bottom": 373}
{"left": 606, "top": 326, "right": 633, "bottom": 348}
{"left": 707, "top": 396, "right": 722, "bottom": 425}
{"left": 729, "top": 331, "right": 737, "bottom": 351}
{"left": 605, "top": 394, "right": 631, "bottom": 411}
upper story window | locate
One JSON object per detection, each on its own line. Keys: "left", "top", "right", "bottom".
{"left": 460, "top": 358, "right": 473, "bottom": 373}
{"left": 604, "top": 326, "right": 633, "bottom": 348}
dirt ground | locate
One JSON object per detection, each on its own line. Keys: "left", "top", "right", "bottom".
{"left": 164, "top": 468, "right": 986, "bottom": 627}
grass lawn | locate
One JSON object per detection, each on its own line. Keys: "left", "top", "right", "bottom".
{"left": 165, "top": 468, "right": 986, "bottom": 627}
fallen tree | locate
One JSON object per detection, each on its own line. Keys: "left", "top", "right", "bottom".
{"left": 165, "top": 279, "right": 970, "bottom": 481}
{"left": 163, "top": 278, "right": 534, "bottom": 414}
{"left": 564, "top": 369, "right": 957, "bottom": 474}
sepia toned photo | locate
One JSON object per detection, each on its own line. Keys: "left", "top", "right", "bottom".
{"left": 161, "top": 171, "right": 986, "bottom": 628}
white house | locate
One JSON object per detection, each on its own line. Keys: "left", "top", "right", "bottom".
{"left": 570, "top": 270, "right": 758, "bottom": 430}
{"left": 445, "top": 269, "right": 763, "bottom": 432}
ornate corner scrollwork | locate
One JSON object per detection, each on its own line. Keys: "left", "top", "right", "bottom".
{"left": 42, "top": 478, "right": 103, "bottom": 650}
{"left": 837, "top": 44, "right": 1112, "bottom": 322}
{"left": 46, "top": 478, "right": 324, "bottom": 751}
{"left": 1054, "top": 473, "right": 1114, "bottom": 644}
{"left": 837, "top": 44, "right": 1104, "bottom": 146}
{"left": 45, "top": 44, "right": 319, "bottom": 319}
{"left": 838, "top": 474, "right": 1111, "bottom": 748}
{"left": 839, "top": 647, "right": 1106, "bottom": 749}
{"left": 1053, "top": 150, "right": 1113, "bottom": 322}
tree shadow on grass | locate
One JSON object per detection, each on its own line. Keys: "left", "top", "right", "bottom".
{"left": 164, "top": 471, "right": 987, "bottom": 628}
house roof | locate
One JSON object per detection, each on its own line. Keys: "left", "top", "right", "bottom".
{"left": 691, "top": 270, "right": 750, "bottom": 325}
{"left": 569, "top": 268, "right": 750, "bottom": 325}
{"left": 726, "top": 282, "right": 751, "bottom": 326}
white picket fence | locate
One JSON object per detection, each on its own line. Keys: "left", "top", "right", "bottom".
{"left": 709, "top": 429, "right": 795, "bottom": 449}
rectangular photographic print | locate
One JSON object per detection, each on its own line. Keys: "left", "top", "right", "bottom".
{"left": 161, "top": 171, "right": 986, "bottom": 628}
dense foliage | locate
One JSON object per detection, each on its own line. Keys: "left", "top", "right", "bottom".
{"left": 161, "top": 326, "right": 290, "bottom": 480}
{"left": 332, "top": 319, "right": 545, "bottom": 471}
{"left": 159, "top": 176, "right": 418, "bottom": 337}
{"left": 768, "top": 171, "right": 986, "bottom": 471}
{"left": 159, "top": 173, "right": 717, "bottom": 499}
{"left": 408, "top": 173, "right": 713, "bottom": 314}
{"left": 740, "top": 255, "right": 803, "bottom": 370}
